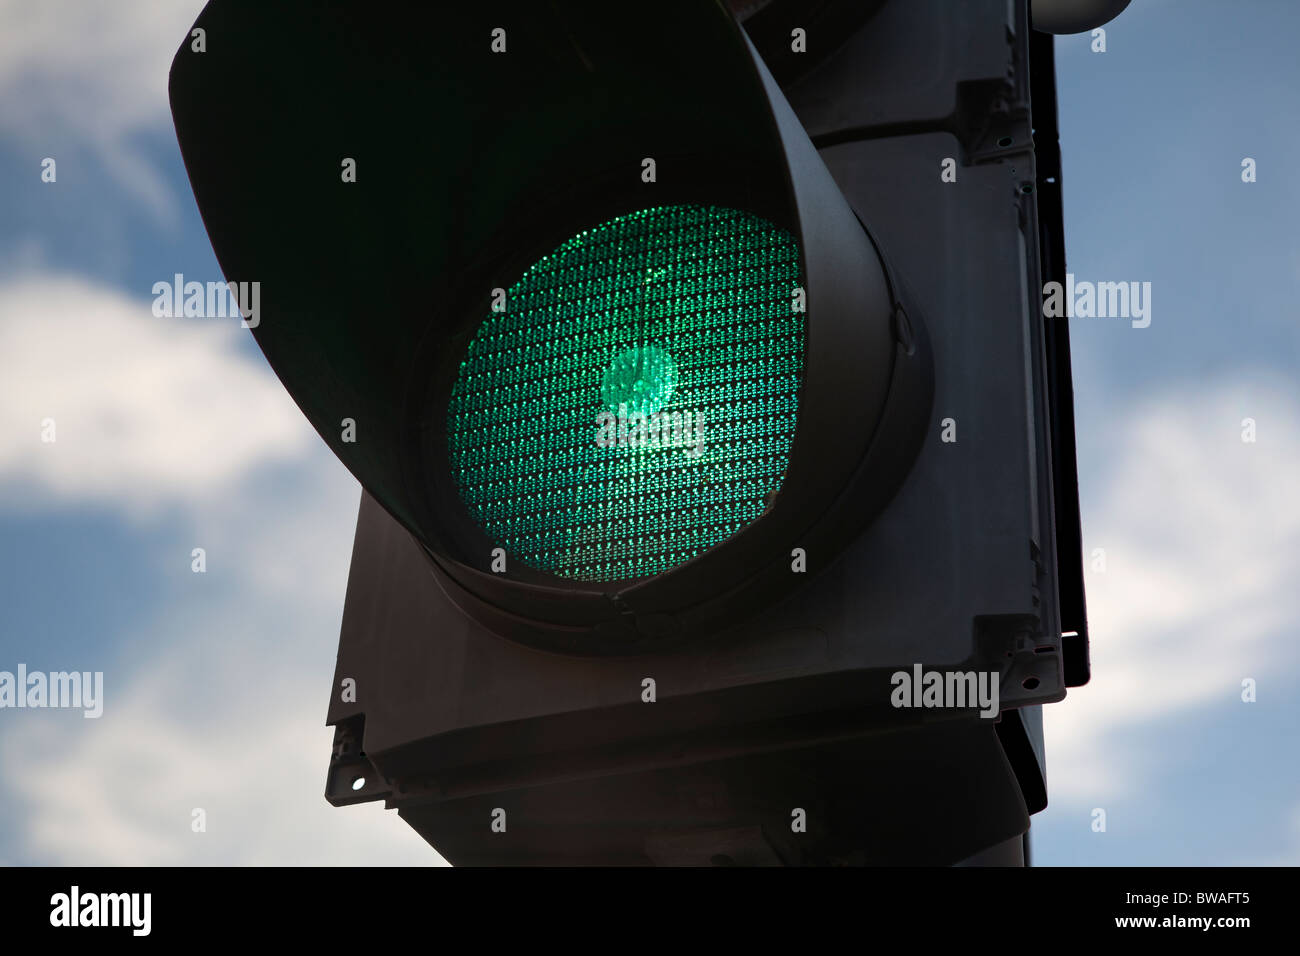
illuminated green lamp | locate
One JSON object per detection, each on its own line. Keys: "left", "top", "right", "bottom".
{"left": 447, "top": 204, "right": 804, "bottom": 582}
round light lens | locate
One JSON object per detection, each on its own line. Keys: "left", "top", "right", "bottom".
{"left": 447, "top": 204, "right": 804, "bottom": 582}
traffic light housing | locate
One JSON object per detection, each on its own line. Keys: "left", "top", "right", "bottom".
{"left": 170, "top": 0, "right": 1090, "bottom": 865}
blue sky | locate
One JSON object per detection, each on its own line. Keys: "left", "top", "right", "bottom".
{"left": 0, "top": 0, "right": 1297, "bottom": 865}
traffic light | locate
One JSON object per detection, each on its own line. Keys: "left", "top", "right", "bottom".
{"left": 170, "top": 0, "right": 1097, "bottom": 865}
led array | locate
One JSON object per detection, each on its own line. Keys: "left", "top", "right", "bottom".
{"left": 447, "top": 204, "right": 804, "bottom": 582}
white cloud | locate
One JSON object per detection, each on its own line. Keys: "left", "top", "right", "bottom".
{"left": 0, "top": 0, "right": 207, "bottom": 220}
{"left": 0, "top": 451, "right": 446, "bottom": 864}
{"left": 0, "top": 274, "right": 311, "bottom": 515}
{"left": 0, "top": 452, "right": 446, "bottom": 865}
{"left": 1044, "top": 375, "right": 1300, "bottom": 803}
{"left": 0, "top": 401, "right": 440, "bottom": 863}
{"left": 0, "top": 269, "right": 444, "bottom": 864}
{"left": 2, "top": 650, "right": 440, "bottom": 866}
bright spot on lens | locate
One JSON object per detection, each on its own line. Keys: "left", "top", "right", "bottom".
{"left": 601, "top": 345, "right": 677, "bottom": 417}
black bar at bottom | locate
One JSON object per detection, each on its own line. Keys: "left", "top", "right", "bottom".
{"left": 0, "top": 865, "right": 1281, "bottom": 941}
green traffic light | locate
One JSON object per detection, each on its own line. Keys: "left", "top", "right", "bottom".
{"left": 447, "top": 204, "right": 804, "bottom": 583}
